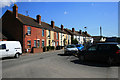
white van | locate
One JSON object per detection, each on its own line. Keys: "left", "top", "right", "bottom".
{"left": 0, "top": 41, "right": 22, "bottom": 58}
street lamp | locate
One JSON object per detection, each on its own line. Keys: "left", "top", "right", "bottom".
{"left": 84, "top": 27, "right": 87, "bottom": 49}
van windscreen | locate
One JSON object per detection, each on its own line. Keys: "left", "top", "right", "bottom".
{"left": 0, "top": 44, "right": 6, "bottom": 49}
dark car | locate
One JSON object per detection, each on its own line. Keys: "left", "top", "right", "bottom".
{"left": 78, "top": 42, "right": 120, "bottom": 65}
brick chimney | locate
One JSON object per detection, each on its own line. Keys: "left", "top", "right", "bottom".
{"left": 13, "top": 4, "right": 18, "bottom": 18}
{"left": 72, "top": 28, "right": 75, "bottom": 33}
{"left": 51, "top": 21, "right": 55, "bottom": 28}
{"left": 79, "top": 30, "right": 82, "bottom": 35}
{"left": 84, "top": 31, "right": 87, "bottom": 34}
{"left": 36, "top": 15, "right": 41, "bottom": 25}
{"left": 61, "top": 24, "right": 64, "bottom": 31}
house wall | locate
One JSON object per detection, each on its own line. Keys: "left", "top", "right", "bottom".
{"left": 61, "top": 33, "right": 64, "bottom": 46}
{"left": 2, "top": 11, "right": 23, "bottom": 50}
{"left": 59, "top": 33, "right": 62, "bottom": 46}
{"left": 23, "top": 25, "right": 46, "bottom": 53}
{"left": 46, "top": 30, "right": 55, "bottom": 46}
{"left": 73, "top": 35, "right": 84, "bottom": 44}
{"left": 0, "top": 39, "right": 7, "bottom": 41}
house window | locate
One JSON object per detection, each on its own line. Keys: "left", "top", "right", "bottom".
{"left": 34, "top": 40, "right": 37, "bottom": 47}
{"left": 42, "top": 29, "right": 44, "bottom": 36}
{"left": 27, "top": 27, "right": 31, "bottom": 35}
{"left": 27, "top": 40, "right": 31, "bottom": 48}
{"left": 48, "top": 30, "right": 50, "bottom": 38}
{"left": 57, "top": 32, "right": 58, "bottom": 40}
{"left": 37, "top": 40, "right": 40, "bottom": 48}
{"left": 42, "top": 40, "right": 44, "bottom": 47}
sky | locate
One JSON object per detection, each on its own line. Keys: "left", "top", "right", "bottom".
{"left": 1, "top": 1, "right": 119, "bottom": 37}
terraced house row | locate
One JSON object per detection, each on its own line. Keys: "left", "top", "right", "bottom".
{"left": 1, "top": 4, "right": 93, "bottom": 53}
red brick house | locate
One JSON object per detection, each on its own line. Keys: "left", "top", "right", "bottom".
{"left": 2, "top": 4, "right": 61, "bottom": 53}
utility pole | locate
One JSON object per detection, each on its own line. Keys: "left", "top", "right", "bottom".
{"left": 100, "top": 26, "right": 102, "bottom": 36}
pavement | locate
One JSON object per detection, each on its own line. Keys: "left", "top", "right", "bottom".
{"left": 2, "top": 50, "right": 120, "bottom": 78}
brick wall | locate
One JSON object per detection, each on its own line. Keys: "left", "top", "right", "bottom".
{"left": 23, "top": 25, "right": 46, "bottom": 53}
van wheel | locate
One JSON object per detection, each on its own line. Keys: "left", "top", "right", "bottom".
{"left": 14, "top": 53, "right": 20, "bottom": 58}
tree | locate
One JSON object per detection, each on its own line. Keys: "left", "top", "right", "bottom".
{"left": 72, "top": 39, "right": 78, "bottom": 44}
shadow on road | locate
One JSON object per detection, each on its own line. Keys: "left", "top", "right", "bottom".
{"left": 71, "top": 59, "right": 120, "bottom": 67}
{"left": 2, "top": 57, "right": 16, "bottom": 60}
{"left": 58, "top": 53, "right": 73, "bottom": 56}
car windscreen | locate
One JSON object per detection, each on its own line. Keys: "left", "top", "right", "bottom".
{"left": 76, "top": 45, "right": 81, "bottom": 47}
{"left": 117, "top": 44, "right": 120, "bottom": 49}
{"left": 67, "top": 45, "right": 76, "bottom": 48}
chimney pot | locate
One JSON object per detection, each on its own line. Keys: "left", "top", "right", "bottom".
{"left": 79, "top": 30, "right": 82, "bottom": 35}
{"left": 61, "top": 24, "right": 64, "bottom": 31}
{"left": 51, "top": 21, "right": 55, "bottom": 28}
{"left": 36, "top": 15, "right": 41, "bottom": 25}
{"left": 85, "top": 31, "right": 87, "bottom": 34}
{"left": 13, "top": 4, "right": 18, "bottom": 18}
{"left": 72, "top": 28, "right": 75, "bottom": 32}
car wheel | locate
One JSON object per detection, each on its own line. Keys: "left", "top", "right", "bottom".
{"left": 14, "top": 53, "right": 20, "bottom": 58}
{"left": 80, "top": 55, "right": 85, "bottom": 61}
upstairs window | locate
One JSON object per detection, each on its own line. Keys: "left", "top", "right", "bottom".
{"left": 42, "top": 29, "right": 44, "bottom": 37}
{"left": 48, "top": 30, "right": 51, "bottom": 38}
{"left": 27, "top": 27, "right": 31, "bottom": 35}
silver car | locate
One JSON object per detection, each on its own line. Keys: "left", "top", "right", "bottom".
{"left": 64, "top": 44, "right": 78, "bottom": 55}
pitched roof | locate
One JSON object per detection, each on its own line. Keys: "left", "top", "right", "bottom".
{"left": 83, "top": 32, "right": 92, "bottom": 37}
{"left": 64, "top": 28, "right": 82, "bottom": 36}
{"left": 6, "top": 10, "right": 63, "bottom": 33}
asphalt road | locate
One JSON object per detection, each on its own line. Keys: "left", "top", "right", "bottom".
{"left": 2, "top": 50, "right": 120, "bottom": 78}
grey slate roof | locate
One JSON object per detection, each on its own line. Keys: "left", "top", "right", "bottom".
{"left": 6, "top": 10, "right": 63, "bottom": 33}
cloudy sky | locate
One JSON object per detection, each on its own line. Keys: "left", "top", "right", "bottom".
{"left": 0, "top": 0, "right": 119, "bottom": 37}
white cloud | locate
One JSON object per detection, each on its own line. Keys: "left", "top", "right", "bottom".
{"left": 64, "top": 11, "right": 68, "bottom": 15}
{"left": 0, "top": 0, "right": 16, "bottom": 8}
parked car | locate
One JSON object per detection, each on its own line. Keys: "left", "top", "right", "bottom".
{"left": 64, "top": 44, "right": 78, "bottom": 55}
{"left": 76, "top": 44, "right": 84, "bottom": 51}
{"left": 78, "top": 42, "right": 120, "bottom": 65}
{"left": 0, "top": 41, "right": 22, "bottom": 58}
